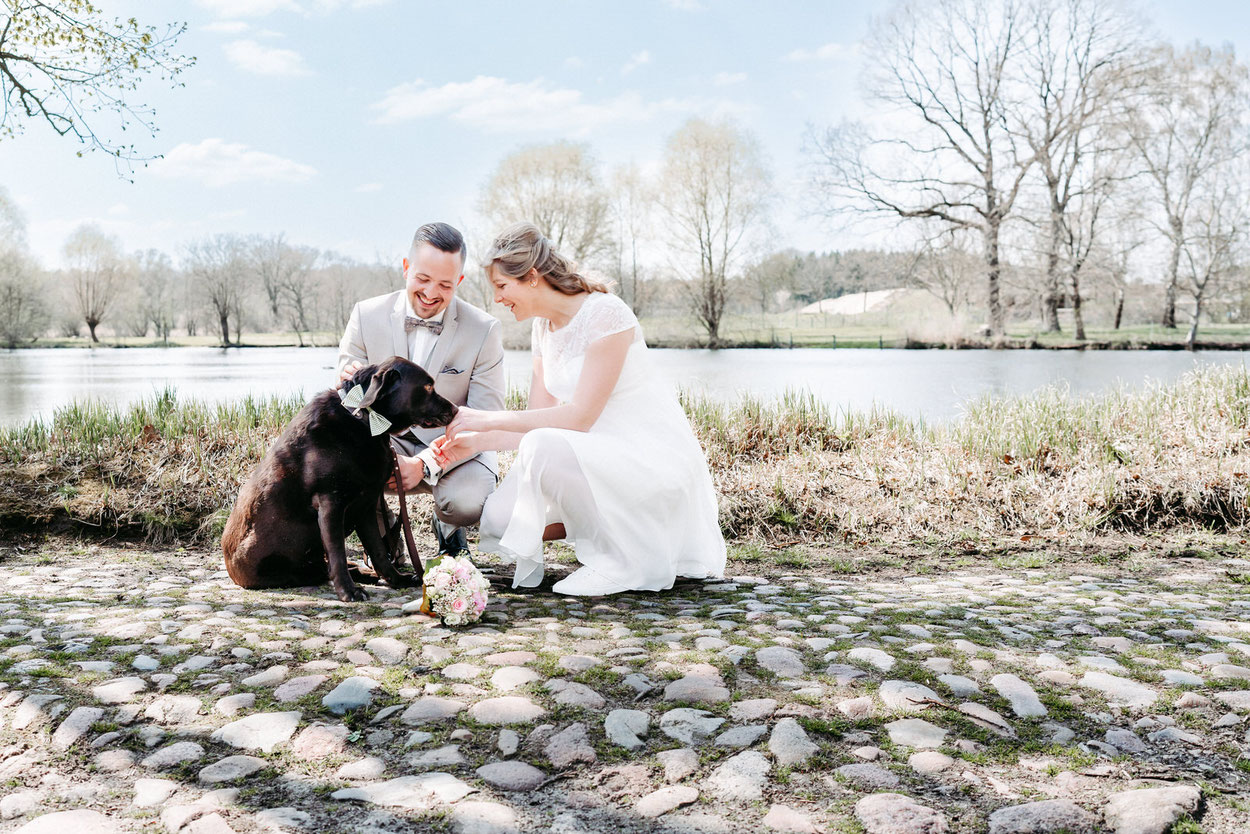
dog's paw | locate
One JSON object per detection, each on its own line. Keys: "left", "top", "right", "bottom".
{"left": 385, "top": 572, "right": 420, "bottom": 589}
{"left": 335, "top": 583, "right": 369, "bottom": 602}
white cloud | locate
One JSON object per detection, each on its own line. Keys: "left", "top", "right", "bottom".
{"left": 196, "top": 0, "right": 298, "bottom": 17}
{"left": 371, "top": 75, "right": 724, "bottom": 134}
{"left": 224, "top": 39, "right": 311, "bottom": 76}
{"left": 152, "top": 139, "right": 317, "bottom": 188}
{"left": 106, "top": 203, "right": 129, "bottom": 217}
{"left": 354, "top": 182, "right": 383, "bottom": 193}
{"left": 203, "top": 20, "right": 249, "bottom": 34}
{"left": 784, "top": 42, "right": 859, "bottom": 62}
{"left": 621, "top": 50, "right": 651, "bottom": 75}
{"left": 713, "top": 71, "right": 746, "bottom": 86}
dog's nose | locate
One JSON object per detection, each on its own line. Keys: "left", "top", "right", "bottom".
{"left": 447, "top": 404, "right": 459, "bottom": 419}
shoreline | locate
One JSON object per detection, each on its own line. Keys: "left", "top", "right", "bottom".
{"left": 3, "top": 366, "right": 1247, "bottom": 546}
{"left": 9, "top": 336, "right": 1250, "bottom": 351}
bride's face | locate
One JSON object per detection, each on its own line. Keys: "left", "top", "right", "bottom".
{"left": 490, "top": 266, "right": 540, "bottom": 320}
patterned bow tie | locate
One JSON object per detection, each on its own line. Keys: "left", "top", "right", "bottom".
{"left": 405, "top": 316, "right": 443, "bottom": 335}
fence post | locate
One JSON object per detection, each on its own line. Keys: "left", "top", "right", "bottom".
{"left": 879, "top": 335, "right": 883, "bottom": 349}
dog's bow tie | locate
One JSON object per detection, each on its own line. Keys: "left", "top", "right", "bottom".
{"left": 405, "top": 316, "right": 443, "bottom": 335}
{"left": 340, "top": 384, "right": 392, "bottom": 436}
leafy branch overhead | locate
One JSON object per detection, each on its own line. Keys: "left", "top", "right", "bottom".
{"left": 0, "top": 0, "right": 194, "bottom": 164}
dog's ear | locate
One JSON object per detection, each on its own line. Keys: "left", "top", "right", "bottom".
{"left": 342, "top": 363, "right": 378, "bottom": 394}
{"left": 358, "top": 366, "right": 397, "bottom": 409}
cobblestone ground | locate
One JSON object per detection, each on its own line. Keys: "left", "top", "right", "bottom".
{"left": 0, "top": 542, "right": 1248, "bottom": 834}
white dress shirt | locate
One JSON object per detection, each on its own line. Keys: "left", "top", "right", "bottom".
{"left": 404, "top": 299, "right": 448, "bottom": 485}
{"left": 405, "top": 298, "right": 446, "bottom": 371}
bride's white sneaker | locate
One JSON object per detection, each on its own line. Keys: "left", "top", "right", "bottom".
{"left": 551, "top": 566, "right": 627, "bottom": 597}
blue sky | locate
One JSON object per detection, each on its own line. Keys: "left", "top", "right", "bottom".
{"left": 2, "top": 0, "right": 1246, "bottom": 269}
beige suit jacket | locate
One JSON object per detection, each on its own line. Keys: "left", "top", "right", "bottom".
{"left": 336, "top": 291, "right": 505, "bottom": 474}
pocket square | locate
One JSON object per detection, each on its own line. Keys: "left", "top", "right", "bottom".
{"left": 440, "top": 366, "right": 462, "bottom": 375}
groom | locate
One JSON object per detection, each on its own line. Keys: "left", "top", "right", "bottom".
{"left": 337, "top": 222, "right": 505, "bottom": 558}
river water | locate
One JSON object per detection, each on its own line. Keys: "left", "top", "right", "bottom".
{"left": 3, "top": 346, "right": 1248, "bottom": 428}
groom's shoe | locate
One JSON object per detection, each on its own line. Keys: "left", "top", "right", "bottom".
{"left": 432, "top": 516, "right": 470, "bottom": 559}
{"left": 552, "top": 566, "right": 627, "bottom": 597}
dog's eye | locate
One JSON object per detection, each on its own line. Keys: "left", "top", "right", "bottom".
{"left": 425, "top": 384, "right": 434, "bottom": 392}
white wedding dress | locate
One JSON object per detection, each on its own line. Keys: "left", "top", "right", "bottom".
{"left": 478, "top": 291, "right": 726, "bottom": 593}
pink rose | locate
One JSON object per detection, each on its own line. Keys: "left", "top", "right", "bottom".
{"left": 451, "top": 597, "right": 467, "bottom": 613}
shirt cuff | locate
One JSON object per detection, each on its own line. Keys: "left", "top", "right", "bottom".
{"left": 415, "top": 447, "right": 443, "bottom": 486}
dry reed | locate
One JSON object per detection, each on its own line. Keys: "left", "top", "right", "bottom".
{"left": 2, "top": 368, "right": 1248, "bottom": 545}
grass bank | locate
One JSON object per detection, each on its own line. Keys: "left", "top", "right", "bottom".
{"left": 2, "top": 368, "right": 1248, "bottom": 546}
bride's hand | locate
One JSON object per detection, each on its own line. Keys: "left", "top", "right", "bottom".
{"left": 431, "top": 433, "right": 479, "bottom": 468}
{"left": 445, "top": 407, "right": 491, "bottom": 441}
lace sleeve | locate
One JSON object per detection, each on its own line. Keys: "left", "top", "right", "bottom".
{"left": 584, "top": 293, "right": 639, "bottom": 344}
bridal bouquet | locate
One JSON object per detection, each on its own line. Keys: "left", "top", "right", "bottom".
{"left": 420, "top": 555, "right": 489, "bottom": 626}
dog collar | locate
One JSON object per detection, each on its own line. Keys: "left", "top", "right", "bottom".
{"left": 339, "top": 384, "right": 393, "bottom": 436}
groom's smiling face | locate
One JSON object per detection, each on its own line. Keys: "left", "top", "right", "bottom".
{"left": 404, "top": 242, "right": 463, "bottom": 319}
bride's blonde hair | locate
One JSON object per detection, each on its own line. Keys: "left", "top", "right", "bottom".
{"left": 481, "top": 223, "right": 609, "bottom": 295}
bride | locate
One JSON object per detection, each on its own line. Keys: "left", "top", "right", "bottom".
{"left": 431, "top": 223, "right": 726, "bottom": 596}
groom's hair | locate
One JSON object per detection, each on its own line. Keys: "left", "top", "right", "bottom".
{"left": 411, "top": 222, "right": 467, "bottom": 269}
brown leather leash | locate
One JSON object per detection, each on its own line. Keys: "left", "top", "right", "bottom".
{"left": 389, "top": 447, "right": 423, "bottom": 580}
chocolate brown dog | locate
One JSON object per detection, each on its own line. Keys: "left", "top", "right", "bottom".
{"left": 222, "top": 356, "right": 457, "bottom": 601}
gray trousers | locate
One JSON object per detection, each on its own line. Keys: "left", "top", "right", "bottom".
{"left": 390, "top": 434, "right": 497, "bottom": 540}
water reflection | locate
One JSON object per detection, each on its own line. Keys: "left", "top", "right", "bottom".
{"left": 1, "top": 346, "right": 1247, "bottom": 428}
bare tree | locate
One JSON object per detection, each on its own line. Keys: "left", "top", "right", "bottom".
{"left": 457, "top": 222, "right": 500, "bottom": 313}
{"left": 183, "top": 234, "right": 248, "bottom": 347}
{"left": 1181, "top": 176, "right": 1249, "bottom": 348}
{"left": 659, "top": 117, "right": 772, "bottom": 346}
{"left": 607, "top": 163, "right": 652, "bottom": 315}
{"left": 278, "top": 244, "right": 321, "bottom": 346}
{"left": 479, "top": 141, "right": 611, "bottom": 262}
{"left": 249, "top": 234, "right": 289, "bottom": 325}
{"left": 742, "top": 250, "right": 800, "bottom": 315}
{"left": 908, "top": 230, "right": 982, "bottom": 317}
{"left": 62, "top": 224, "right": 124, "bottom": 342}
{"left": 0, "top": 184, "right": 25, "bottom": 250}
{"left": 1091, "top": 194, "right": 1148, "bottom": 330}
{"left": 0, "top": 251, "right": 46, "bottom": 347}
{"left": 248, "top": 234, "right": 320, "bottom": 341}
{"left": 116, "top": 254, "right": 151, "bottom": 338}
{"left": 134, "top": 249, "right": 178, "bottom": 343}
{"left": 181, "top": 269, "right": 199, "bottom": 338}
{"left": 318, "top": 255, "right": 395, "bottom": 334}
{"left": 1053, "top": 137, "right": 1138, "bottom": 340}
{"left": 461, "top": 267, "right": 499, "bottom": 315}
{"left": 1019, "top": 0, "right": 1144, "bottom": 333}
{"left": 318, "top": 255, "right": 361, "bottom": 336}
{"left": 1128, "top": 43, "right": 1250, "bottom": 328}
{"left": 808, "top": 0, "right": 1037, "bottom": 341}
{"left": 0, "top": 1, "right": 194, "bottom": 165}
{"left": 0, "top": 195, "right": 45, "bottom": 347}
